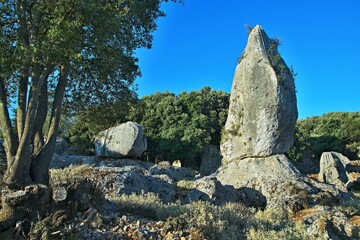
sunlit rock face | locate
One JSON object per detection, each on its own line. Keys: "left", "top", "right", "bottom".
{"left": 221, "top": 25, "right": 298, "bottom": 161}
{"left": 95, "top": 121, "right": 147, "bottom": 159}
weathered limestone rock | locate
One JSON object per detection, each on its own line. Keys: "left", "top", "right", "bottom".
{"left": 221, "top": 25, "right": 297, "bottom": 161}
{"left": 112, "top": 166, "right": 177, "bottom": 203}
{"left": 318, "top": 152, "right": 351, "bottom": 191}
{"left": 55, "top": 138, "right": 69, "bottom": 155}
{"left": 50, "top": 175, "right": 102, "bottom": 212}
{"left": 296, "top": 206, "right": 359, "bottom": 239}
{"left": 0, "top": 184, "right": 50, "bottom": 232}
{"left": 50, "top": 154, "right": 97, "bottom": 169}
{"left": 94, "top": 121, "right": 147, "bottom": 159}
{"left": 199, "top": 145, "right": 222, "bottom": 176}
{"left": 217, "top": 154, "right": 343, "bottom": 212}
{"left": 184, "top": 176, "right": 239, "bottom": 205}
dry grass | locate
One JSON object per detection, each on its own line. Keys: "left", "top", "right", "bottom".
{"left": 50, "top": 164, "right": 93, "bottom": 182}
{"left": 349, "top": 172, "right": 360, "bottom": 181}
{"left": 295, "top": 208, "right": 321, "bottom": 222}
{"left": 306, "top": 174, "right": 318, "bottom": 180}
{"left": 349, "top": 216, "right": 360, "bottom": 227}
{"left": 176, "top": 179, "right": 195, "bottom": 189}
{"left": 110, "top": 192, "right": 312, "bottom": 240}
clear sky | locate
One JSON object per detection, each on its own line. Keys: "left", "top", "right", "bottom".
{"left": 135, "top": 0, "right": 360, "bottom": 120}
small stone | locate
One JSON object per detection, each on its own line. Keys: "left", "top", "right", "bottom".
{"left": 53, "top": 186, "right": 67, "bottom": 202}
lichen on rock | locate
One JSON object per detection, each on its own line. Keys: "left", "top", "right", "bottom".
{"left": 221, "top": 25, "right": 298, "bottom": 161}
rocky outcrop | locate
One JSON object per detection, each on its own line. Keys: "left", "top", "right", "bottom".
{"left": 0, "top": 184, "right": 50, "bottom": 233}
{"left": 199, "top": 145, "right": 222, "bottom": 176}
{"left": 50, "top": 154, "right": 97, "bottom": 169}
{"left": 55, "top": 138, "right": 69, "bottom": 155}
{"left": 318, "top": 152, "right": 350, "bottom": 191}
{"left": 94, "top": 122, "right": 147, "bottom": 159}
{"left": 184, "top": 176, "right": 239, "bottom": 205}
{"left": 221, "top": 25, "right": 297, "bottom": 161}
{"left": 318, "top": 152, "right": 360, "bottom": 191}
{"left": 214, "top": 25, "right": 348, "bottom": 212}
{"left": 68, "top": 162, "right": 197, "bottom": 204}
{"left": 296, "top": 206, "right": 360, "bottom": 239}
{"left": 113, "top": 165, "right": 177, "bottom": 203}
{"left": 217, "top": 154, "right": 343, "bottom": 212}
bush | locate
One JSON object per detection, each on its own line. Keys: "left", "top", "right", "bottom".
{"left": 289, "top": 112, "right": 360, "bottom": 163}
{"left": 131, "top": 87, "right": 229, "bottom": 167}
{"left": 110, "top": 192, "right": 312, "bottom": 240}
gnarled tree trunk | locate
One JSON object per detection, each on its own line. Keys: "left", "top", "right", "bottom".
{"left": 31, "top": 64, "right": 69, "bottom": 184}
{"left": 3, "top": 66, "right": 53, "bottom": 189}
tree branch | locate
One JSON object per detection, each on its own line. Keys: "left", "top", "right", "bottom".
{"left": 0, "top": 77, "right": 17, "bottom": 161}
{"left": 32, "top": 77, "right": 48, "bottom": 155}
{"left": 4, "top": 64, "right": 54, "bottom": 188}
{"left": 31, "top": 64, "right": 69, "bottom": 184}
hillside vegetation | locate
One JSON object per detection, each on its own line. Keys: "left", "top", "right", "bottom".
{"left": 69, "top": 86, "right": 229, "bottom": 167}
{"left": 289, "top": 112, "right": 360, "bottom": 168}
{"left": 67, "top": 88, "right": 359, "bottom": 169}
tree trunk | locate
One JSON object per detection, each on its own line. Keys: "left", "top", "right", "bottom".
{"left": 16, "top": 0, "right": 30, "bottom": 140}
{"left": 32, "top": 79, "right": 48, "bottom": 154}
{"left": 3, "top": 66, "right": 52, "bottom": 189}
{"left": 0, "top": 78, "right": 18, "bottom": 166}
{"left": 31, "top": 65, "right": 69, "bottom": 184}
{"left": 17, "top": 71, "right": 29, "bottom": 140}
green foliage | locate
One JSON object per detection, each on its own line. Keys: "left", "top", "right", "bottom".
{"left": 131, "top": 87, "right": 229, "bottom": 166}
{"left": 289, "top": 112, "right": 360, "bottom": 163}
{"left": 67, "top": 85, "right": 227, "bottom": 162}
{"left": 68, "top": 98, "right": 136, "bottom": 147}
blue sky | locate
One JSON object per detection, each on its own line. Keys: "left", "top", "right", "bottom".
{"left": 135, "top": 0, "right": 360, "bottom": 119}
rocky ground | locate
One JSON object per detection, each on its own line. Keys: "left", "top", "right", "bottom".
{"left": 1, "top": 152, "right": 359, "bottom": 239}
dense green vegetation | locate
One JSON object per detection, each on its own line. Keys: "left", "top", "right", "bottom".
{"left": 132, "top": 87, "right": 229, "bottom": 166}
{"left": 288, "top": 112, "right": 360, "bottom": 163}
{"left": 68, "top": 87, "right": 359, "bottom": 169}
{"left": 0, "top": 0, "right": 180, "bottom": 187}
{"left": 69, "top": 87, "right": 229, "bottom": 167}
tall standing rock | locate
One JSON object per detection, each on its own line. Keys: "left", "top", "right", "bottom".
{"left": 221, "top": 25, "right": 298, "bottom": 161}
{"left": 216, "top": 25, "right": 345, "bottom": 213}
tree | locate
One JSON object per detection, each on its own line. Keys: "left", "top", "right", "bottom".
{"left": 68, "top": 96, "right": 137, "bottom": 148}
{"left": 0, "top": 0, "right": 179, "bottom": 189}
{"left": 130, "top": 87, "right": 230, "bottom": 167}
{"left": 288, "top": 112, "right": 360, "bottom": 163}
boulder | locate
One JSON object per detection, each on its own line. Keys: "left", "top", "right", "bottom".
{"left": 113, "top": 166, "right": 177, "bottom": 203}
{"left": 185, "top": 176, "right": 238, "bottom": 205}
{"left": 296, "top": 206, "right": 359, "bottom": 239}
{"left": 199, "top": 145, "right": 222, "bottom": 176}
{"left": 55, "top": 138, "right": 69, "bottom": 155}
{"left": 318, "top": 152, "right": 351, "bottom": 191}
{"left": 149, "top": 165, "right": 196, "bottom": 182}
{"left": 217, "top": 154, "right": 343, "bottom": 212}
{"left": 221, "top": 25, "right": 297, "bottom": 161}
{"left": 94, "top": 121, "right": 147, "bottom": 159}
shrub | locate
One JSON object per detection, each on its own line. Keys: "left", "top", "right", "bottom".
{"left": 109, "top": 192, "right": 313, "bottom": 240}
